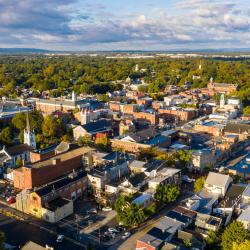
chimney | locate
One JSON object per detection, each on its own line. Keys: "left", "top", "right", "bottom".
{"left": 52, "top": 158, "right": 60, "bottom": 165}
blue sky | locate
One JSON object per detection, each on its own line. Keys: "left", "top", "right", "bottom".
{"left": 0, "top": 0, "right": 249, "bottom": 50}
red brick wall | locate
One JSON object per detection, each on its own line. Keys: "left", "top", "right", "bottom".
{"left": 159, "top": 109, "right": 198, "bottom": 121}
{"left": 14, "top": 155, "right": 84, "bottom": 189}
{"left": 133, "top": 112, "right": 159, "bottom": 124}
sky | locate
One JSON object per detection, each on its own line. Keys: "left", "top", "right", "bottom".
{"left": 0, "top": 0, "right": 249, "bottom": 51}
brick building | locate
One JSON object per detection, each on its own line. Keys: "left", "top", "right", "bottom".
{"left": 207, "top": 82, "right": 238, "bottom": 94}
{"left": 159, "top": 108, "right": 198, "bottom": 122}
{"left": 133, "top": 111, "right": 160, "bottom": 124}
{"left": 28, "top": 170, "right": 87, "bottom": 219}
{"left": 13, "top": 146, "right": 93, "bottom": 189}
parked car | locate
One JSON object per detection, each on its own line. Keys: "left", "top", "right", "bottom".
{"left": 56, "top": 235, "right": 64, "bottom": 243}
{"left": 122, "top": 232, "right": 131, "bottom": 239}
{"left": 87, "top": 208, "right": 97, "bottom": 215}
{"left": 108, "top": 228, "right": 119, "bottom": 234}
{"left": 102, "top": 207, "right": 112, "bottom": 212}
{"left": 6, "top": 196, "right": 16, "bottom": 204}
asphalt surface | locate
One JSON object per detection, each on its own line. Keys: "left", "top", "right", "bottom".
{"left": 0, "top": 214, "right": 84, "bottom": 250}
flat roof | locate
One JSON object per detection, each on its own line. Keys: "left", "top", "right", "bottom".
{"left": 30, "top": 146, "right": 93, "bottom": 168}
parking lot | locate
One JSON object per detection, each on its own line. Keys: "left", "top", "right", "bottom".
{"left": 55, "top": 197, "right": 128, "bottom": 245}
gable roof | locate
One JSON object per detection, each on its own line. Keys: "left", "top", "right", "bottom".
{"left": 127, "top": 127, "right": 158, "bottom": 143}
{"left": 224, "top": 123, "right": 250, "bottom": 134}
{"left": 5, "top": 144, "right": 33, "bottom": 156}
{"left": 205, "top": 172, "right": 232, "bottom": 188}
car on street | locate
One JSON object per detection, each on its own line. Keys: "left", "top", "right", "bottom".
{"left": 56, "top": 235, "right": 65, "bottom": 243}
{"left": 122, "top": 232, "right": 131, "bottom": 239}
{"left": 108, "top": 227, "right": 119, "bottom": 234}
{"left": 6, "top": 196, "right": 16, "bottom": 204}
{"left": 102, "top": 206, "right": 112, "bottom": 212}
{"left": 87, "top": 208, "right": 97, "bottom": 215}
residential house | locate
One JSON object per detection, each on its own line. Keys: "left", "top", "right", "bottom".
{"left": 204, "top": 172, "right": 232, "bottom": 197}
{"left": 195, "top": 213, "right": 222, "bottom": 233}
{"left": 237, "top": 206, "right": 250, "bottom": 231}
{"left": 42, "top": 198, "right": 73, "bottom": 223}
{"left": 0, "top": 144, "right": 33, "bottom": 168}
{"left": 73, "top": 119, "right": 112, "bottom": 140}
{"left": 136, "top": 217, "right": 184, "bottom": 250}
{"left": 148, "top": 168, "right": 181, "bottom": 191}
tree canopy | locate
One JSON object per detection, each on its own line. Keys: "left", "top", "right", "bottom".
{"left": 194, "top": 176, "right": 206, "bottom": 193}
{"left": 221, "top": 221, "right": 250, "bottom": 250}
{"left": 154, "top": 184, "right": 180, "bottom": 204}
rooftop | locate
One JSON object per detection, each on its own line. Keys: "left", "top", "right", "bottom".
{"left": 35, "top": 170, "right": 86, "bottom": 196}
{"left": 44, "top": 197, "right": 71, "bottom": 211}
{"left": 30, "top": 146, "right": 93, "bottom": 169}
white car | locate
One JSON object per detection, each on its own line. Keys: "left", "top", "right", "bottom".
{"left": 102, "top": 207, "right": 112, "bottom": 212}
{"left": 122, "top": 232, "right": 131, "bottom": 239}
{"left": 108, "top": 227, "right": 119, "bottom": 234}
{"left": 56, "top": 235, "right": 64, "bottom": 243}
{"left": 87, "top": 208, "right": 97, "bottom": 214}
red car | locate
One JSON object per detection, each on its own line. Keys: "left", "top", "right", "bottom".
{"left": 6, "top": 196, "right": 16, "bottom": 204}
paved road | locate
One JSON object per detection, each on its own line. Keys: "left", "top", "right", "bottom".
{"left": 0, "top": 214, "right": 85, "bottom": 250}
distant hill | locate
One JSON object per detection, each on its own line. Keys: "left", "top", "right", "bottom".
{"left": 0, "top": 48, "right": 53, "bottom": 54}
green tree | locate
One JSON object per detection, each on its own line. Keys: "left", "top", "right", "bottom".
{"left": 0, "top": 127, "right": 13, "bottom": 146}
{"left": 114, "top": 195, "right": 147, "bottom": 228}
{"left": 154, "top": 184, "right": 180, "bottom": 204}
{"left": 232, "top": 240, "right": 250, "bottom": 250}
{"left": 243, "top": 106, "right": 250, "bottom": 115}
{"left": 205, "top": 230, "right": 220, "bottom": 250}
{"left": 194, "top": 176, "right": 206, "bottom": 193}
{"left": 42, "top": 115, "right": 63, "bottom": 138}
{"left": 15, "top": 157, "right": 23, "bottom": 168}
{"left": 221, "top": 221, "right": 249, "bottom": 250}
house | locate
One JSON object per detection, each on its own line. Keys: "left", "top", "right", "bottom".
{"left": 214, "top": 184, "right": 247, "bottom": 217}
{"left": 165, "top": 210, "right": 193, "bottom": 228}
{"left": 111, "top": 127, "right": 171, "bottom": 153}
{"left": 42, "top": 198, "right": 73, "bottom": 223}
{"left": 136, "top": 217, "right": 184, "bottom": 250}
{"left": 204, "top": 172, "right": 232, "bottom": 197}
{"left": 192, "top": 149, "right": 214, "bottom": 173}
{"left": 132, "top": 193, "right": 154, "bottom": 208}
{"left": 119, "top": 172, "right": 148, "bottom": 193}
{"left": 228, "top": 154, "right": 250, "bottom": 180}
{"left": 87, "top": 160, "right": 130, "bottom": 191}
{"left": 224, "top": 123, "right": 250, "bottom": 141}
{"left": 242, "top": 184, "right": 250, "bottom": 203}
{"left": 129, "top": 160, "right": 147, "bottom": 173}
{"left": 73, "top": 119, "right": 112, "bottom": 140}
{"left": 148, "top": 168, "right": 181, "bottom": 191}
{"left": 183, "top": 188, "right": 219, "bottom": 214}
{"left": 195, "top": 213, "right": 222, "bottom": 233}
{"left": 237, "top": 206, "right": 250, "bottom": 231}
{"left": 0, "top": 144, "right": 33, "bottom": 168}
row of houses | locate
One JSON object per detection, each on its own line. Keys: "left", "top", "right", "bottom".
{"left": 136, "top": 172, "right": 250, "bottom": 250}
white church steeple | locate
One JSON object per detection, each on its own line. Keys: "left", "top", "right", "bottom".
{"left": 24, "top": 112, "right": 36, "bottom": 149}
